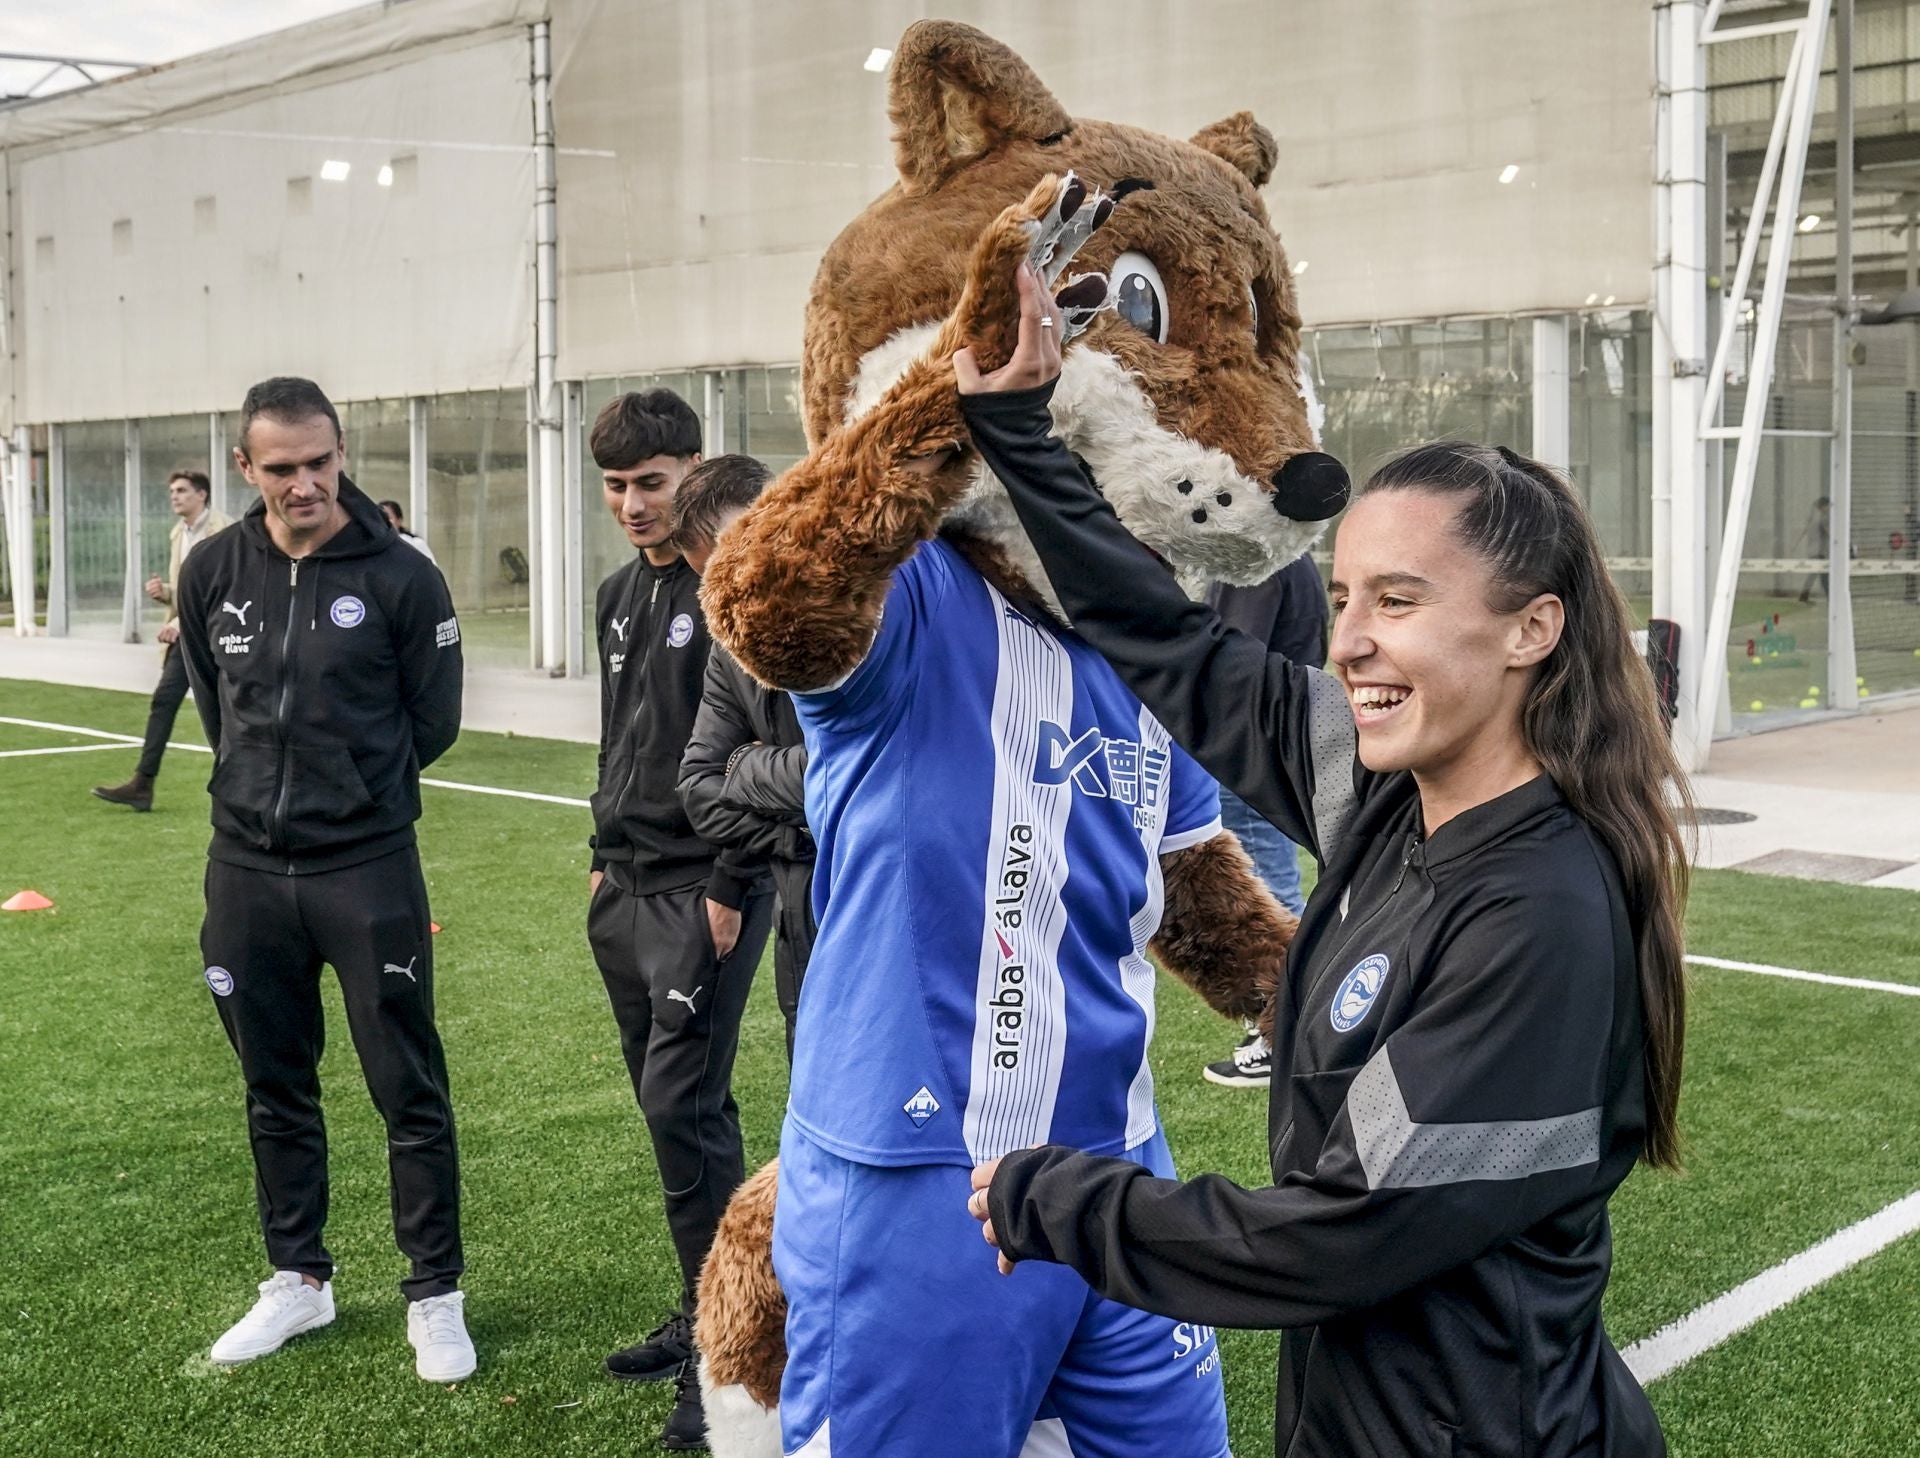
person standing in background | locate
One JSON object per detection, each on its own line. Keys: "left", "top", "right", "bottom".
{"left": 92, "top": 469, "right": 233, "bottom": 813}
{"left": 379, "top": 499, "right": 438, "bottom": 566}
{"left": 1201, "top": 553, "right": 1327, "bottom": 1089}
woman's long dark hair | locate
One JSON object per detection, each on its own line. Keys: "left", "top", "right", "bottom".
{"left": 1365, "top": 441, "right": 1691, "bottom": 1169}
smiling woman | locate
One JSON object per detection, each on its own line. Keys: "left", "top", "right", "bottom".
{"left": 954, "top": 271, "right": 1692, "bottom": 1458}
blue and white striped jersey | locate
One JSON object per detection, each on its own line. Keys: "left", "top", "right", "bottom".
{"left": 788, "top": 537, "right": 1221, "bottom": 1167}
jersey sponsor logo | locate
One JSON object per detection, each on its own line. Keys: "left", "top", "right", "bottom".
{"left": 1172, "top": 1322, "right": 1217, "bottom": 1359}
{"left": 382, "top": 954, "right": 418, "bottom": 983}
{"left": 329, "top": 595, "right": 366, "bottom": 629}
{"left": 1330, "top": 952, "right": 1391, "bottom": 1032}
{"left": 666, "top": 612, "right": 694, "bottom": 648}
{"left": 610, "top": 616, "right": 630, "bottom": 644}
{"left": 609, "top": 651, "right": 626, "bottom": 675}
{"left": 204, "top": 965, "right": 234, "bottom": 997}
{"left": 989, "top": 823, "right": 1035, "bottom": 1071}
{"left": 435, "top": 616, "right": 460, "bottom": 649}
{"left": 1032, "top": 720, "right": 1170, "bottom": 828}
{"left": 903, "top": 1085, "right": 941, "bottom": 1127}
{"left": 218, "top": 631, "right": 255, "bottom": 656}
{"left": 219, "top": 599, "right": 252, "bottom": 627}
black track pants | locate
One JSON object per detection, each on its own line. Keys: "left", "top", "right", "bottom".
{"left": 588, "top": 876, "right": 773, "bottom": 1313}
{"left": 200, "top": 845, "right": 462, "bottom": 1300}
{"left": 136, "top": 644, "right": 190, "bottom": 779}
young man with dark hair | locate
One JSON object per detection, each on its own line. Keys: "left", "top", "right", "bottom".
{"left": 675, "top": 455, "right": 817, "bottom": 1060}
{"left": 378, "top": 499, "right": 438, "bottom": 565}
{"left": 92, "top": 469, "right": 234, "bottom": 811}
{"left": 585, "top": 396, "right": 774, "bottom": 1451}
{"left": 175, "top": 376, "right": 474, "bottom": 1382}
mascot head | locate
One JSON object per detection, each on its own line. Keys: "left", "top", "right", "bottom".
{"left": 803, "top": 20, "right": 1346, "bottom": 605}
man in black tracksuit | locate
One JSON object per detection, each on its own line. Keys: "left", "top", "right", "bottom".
{"left": 584, "top": 394, "right": 773, "bottom": 1450}
{"left": 177, "top": 377, "right": 474, "bottom": 1382}
{"left": 962, "top": 381, "right": 1665, "bottom": 1458}
{"left": 673, "top": 455, "right": 816, "bottom": 1060}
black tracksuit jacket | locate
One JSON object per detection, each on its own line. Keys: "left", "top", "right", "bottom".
{"left": 591, "top": 553, "right": 757, "bottom": 905}
{"left": 965, "top": 384, "right": 1664, "bottom": 1458}
{"left": 176, "top": 479, "right": 463, "bottom": 874}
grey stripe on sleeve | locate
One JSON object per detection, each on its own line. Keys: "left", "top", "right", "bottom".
{"left": 1304, "top": 669, "right": 1358, "bottom": 856}
{"left": 1348, "top": 1047, "right": 1602, "bottom": 1190}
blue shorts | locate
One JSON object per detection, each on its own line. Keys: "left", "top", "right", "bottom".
{"left": 772, "top": 1118, "right": 1230, "bottom": 1458}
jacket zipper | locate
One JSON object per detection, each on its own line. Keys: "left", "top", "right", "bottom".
{"left": 611, "top": 572, "right": 665, "bottom": 817}
{"left": 271, "top": 558, "right": 301, "bottom": 868}
{"left": 1300, "top": 834, "right": 1422, "bottom": 1015}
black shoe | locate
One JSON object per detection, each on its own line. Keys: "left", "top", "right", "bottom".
{"left": 605, "top": 1311, "right": 693, "bottom": 1383}
{"left": 658, "top": 1358, "right": 707, "bottom": 1451}
{"left": 1203, "top": 1028, "right": 1273, "bottom": 1088}
{"left": 91, "top": 773, "right": 154, "bottom": 812}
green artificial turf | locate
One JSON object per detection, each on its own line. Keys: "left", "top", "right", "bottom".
{"left": 0, "top": 679, "right": 1915, "bottom": 1457}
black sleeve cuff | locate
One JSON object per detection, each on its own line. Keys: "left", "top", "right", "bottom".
{"left": 987, "top": 1143, "right": 1093, "bottom": 1265}
{"left": 959, "top": 378, "right": 1059, "bottom": 429}
{"left": 705, "top": 864, "right": 751, "bottom": 910}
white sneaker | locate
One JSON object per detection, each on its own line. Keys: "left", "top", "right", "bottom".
{"left": 209, "top": 1271, "right": 335, "bottom": 1364}
{"left": 407, "top": 1291, "right": 477, "bottom": 1382}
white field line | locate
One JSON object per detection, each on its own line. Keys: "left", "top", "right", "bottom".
{"left": 1624, "top": 1188, "right": 1920, "bottom": 1384}
{"left": 0, "top": 742, "right": 133, "bottom": 758}
{"left": 0, "top": 716, "right": 589, "bottom": 810}
{"left": 1686, "top": 953, "right": 1920, "bottom": 999}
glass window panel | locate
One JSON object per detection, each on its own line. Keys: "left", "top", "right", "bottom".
{"left": 137, "top": 414, "right": 216, "bottom": 632}
{"left": 62, "top": 421, "right": 129, "bottom": 639}
{"left": 426, "top": 389, "right": 530, "bottom": 667}
{"left": 338, "top": 398, "right": 412, "bottom": 525}
{"left": 738, "top": 365, "right": 807, "bottom": 475}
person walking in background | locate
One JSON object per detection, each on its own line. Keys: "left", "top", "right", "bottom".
{"left": 176, "top": 377, "right": 473, "bottom": 1383}
{"left": 674, "top": 455, "right": 817, "bottom": 1060}
{"left": 584, "top": 394, "right": 774, "bottom": 1451}
{"left": 91, "top": 469, "right": 232, "bottom": 812}
{"left": 1201, "top": 554, "right": 1327, "bottom": 1089}
{"left": 379, "top": 499, "right": 438, "bottom": 565}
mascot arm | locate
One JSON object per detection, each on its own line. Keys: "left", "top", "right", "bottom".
{"left": 702, "top": 173, "right": 1107, "bottom": 693}
{"left": 1150, "top": 830, "right": 1295, "bottom": 1030}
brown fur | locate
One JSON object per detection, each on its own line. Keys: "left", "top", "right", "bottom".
{"left": 1152, "top": 832, "right": 1298, "bottom": 1036}
{"left": 694, "top": 1161, "right": 785, "bottom": 1408}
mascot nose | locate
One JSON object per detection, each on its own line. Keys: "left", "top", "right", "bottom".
{"left": 1270, "top": 452, "right": 1350, "bottom": 522}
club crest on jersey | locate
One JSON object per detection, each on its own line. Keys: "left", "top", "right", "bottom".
{"left": 1330, "top": 953, "right": 1391, "bottom": 1032}
{"left": 205, "top": 966, "right": 234, "bottom": 997}
{"left": 903, "top": 1086, "right": 941, "bottom": 1128}
{"left": 330, "top": 595, "right": 366, "bottom": 629}
{"left": 667, "top": 612, "right": 694, "bottom": 648}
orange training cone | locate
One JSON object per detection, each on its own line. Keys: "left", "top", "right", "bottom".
{"left": 3, "top": 890, "right": 54, "bottom": 912}
{"left": 430, "top": 922, "right": 442, "bottom": 935}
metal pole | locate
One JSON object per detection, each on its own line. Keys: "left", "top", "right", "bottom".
{"left": 1531, "top": 317, "right": 1570, "bottom": 468}
{"left": 1700, "top": 0, "right": 1831, "bottom": 756}
{"left": 123, "top": 419, "right": 142, "bottom": 642}
{"left": 408, "top": 397, "right": 429, "bottom": 546}
{"left": 563, "top": 379, "right": 585, "bottom": 676}
{"left": 3, "top": 432, "right": 30, "bottom": 636}
{"left": 209, "top": 412, "right": 228, "bottom": 518}
{"left": 532, "top": 20, "right": 566, "bottom": 676}
{"left": 1828, "top": 0, "right": 1858, "bottom": 709}
{"left": 48, "top": 424, "right": 66, "bottom": 636}
{"left": 527, "top": 384, "right": 542, "bottom": 669}
{"left": 1706, "top": 128, "right": 1732, "bottom": 734}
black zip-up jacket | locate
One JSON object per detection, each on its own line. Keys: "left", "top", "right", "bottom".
{"left": 966, "top": 384, "right": 1664, "bottom": 1458}
{"left": 176, "top": 477, "right": 463, "bottom": 875}
{"left": 592, "top": 553, "right": 757, "bottom": 904}
{"left": 677, "top": 642, "right": 814, "bottom": 916}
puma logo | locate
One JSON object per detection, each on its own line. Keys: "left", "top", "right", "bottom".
{"left": 611, "top": 616, "right": 630, "bottom": 643}
{"left": 382, "top": 955, "right": 419, "bottom": 983}
{"left": 220, "top": 600, "right": 253, "bottom": 627}
{"left": 666, "top": 986, "right": 702, "bottom": 1011}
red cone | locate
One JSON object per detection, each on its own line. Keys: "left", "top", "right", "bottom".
{"left": 3, "top": 890, "right": 54, "bottom": 912}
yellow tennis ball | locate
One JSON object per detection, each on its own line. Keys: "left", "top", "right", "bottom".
{"left": 1799, "top": 697, "right": 1818, "bottom": 708}
{"left": 1750, "top": 700, "right": 1764, "bottom": 711}
{"left": 1807, "top": 686, "right": 1821, "bottom": 695}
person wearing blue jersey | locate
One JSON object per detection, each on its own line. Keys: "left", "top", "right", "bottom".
{"left": 701, "top": 190, "right": 1294, "bottom": 1457}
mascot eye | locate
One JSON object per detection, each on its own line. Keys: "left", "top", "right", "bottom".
{"left": 1111, "top": 251, "right": 1169, "bottom": 344}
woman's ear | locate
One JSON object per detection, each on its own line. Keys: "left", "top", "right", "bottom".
{"left": 1510, "top": 593, "right": 1565, "bottom": 668}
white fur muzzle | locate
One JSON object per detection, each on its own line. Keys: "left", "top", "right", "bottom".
{"left": 844, "top": 323, "right": 1324, "bottom": 613}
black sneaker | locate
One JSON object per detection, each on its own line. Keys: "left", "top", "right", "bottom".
{"left": 1203, "top": 1029, "right": 1272, "bottom": 1088}
{"left": 658, "top": 1357, "right": 708, "bottom": 1451}
{"left": 605, "top": 1312, "right": 693, "bottom": 1383}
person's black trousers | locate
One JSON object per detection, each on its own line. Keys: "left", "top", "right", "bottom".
{"left": 136, "top": 644, "right": 191, "bottom": 779}
{"left": 588, "top": 873, "right": 773, "bottom": 1314}
{"left": 200, "top": 844, "right": 462, "bottom": 1300}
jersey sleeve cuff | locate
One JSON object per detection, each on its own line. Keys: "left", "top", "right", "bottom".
{"left": 1160, "top": 817, "right": 1224, "bottom": 854}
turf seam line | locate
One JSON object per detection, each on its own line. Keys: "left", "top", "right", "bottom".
{"left": 1622, "top": 1188, "right": 1920, "bottom": 1384}
{"left": 0, "top": 715, "right": 590, "bottom": 809}
{"left": 1685, "top": 953, "right": 1920, "bottom": 999}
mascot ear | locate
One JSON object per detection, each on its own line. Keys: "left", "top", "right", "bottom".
{"left": 889, "top": 21, "right": 1074, "bottom": 196}
{"left": 1190, "top": 111, "right": 1278, "bottom": 189}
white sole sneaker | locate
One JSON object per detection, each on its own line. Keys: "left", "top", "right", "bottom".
{"left": 408, "top": 1291, "right": 477, "bottom": 1383}
{"left": 210, "top": 1274, "right": 336, "bottom": 1365}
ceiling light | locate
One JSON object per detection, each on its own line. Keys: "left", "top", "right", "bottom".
{"left": 1585, "top": 292, "right": 1599, "bottom": 306}
{"left": 1798, "top": 213, "right": 1820, "bottom": 232}
{"left": 320, "top": 159, "right": 351, "bottom": 182}
{"left": 1498, "top": 163, "right": 1520, "bottom": 185}
{"left": 377, "top": 164, "right": 394, "bottom": 188}
{"left": 1602, "top": 295, "right": 1616, "bottom": 307}
{"left": 864, "top": 47, "right": 892, "bottom": 72}
{"left": 1292, "top": 260, "right": 1309, "bottom": 275}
